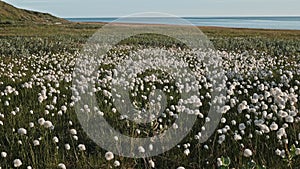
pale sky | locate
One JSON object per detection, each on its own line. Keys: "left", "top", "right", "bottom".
{"left": 3, "top": 0, "right": 300, "bottom": 18}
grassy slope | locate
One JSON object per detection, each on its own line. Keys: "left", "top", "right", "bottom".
{"left": 0, "top": 1, "right": 66, "bottom": 24}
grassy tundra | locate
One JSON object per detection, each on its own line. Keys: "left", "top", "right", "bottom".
{"left": 0, "top": 4, "right": 300, "bottom": 168}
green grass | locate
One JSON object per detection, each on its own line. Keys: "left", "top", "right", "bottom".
{"left": 0, "top": 1, "right": 66, "bottom": 24}
{"left": 0, "top": 22, "right": 299, "bottom": 169}
{"left": 1, "top": 22, "right": 299, "bottom": 56}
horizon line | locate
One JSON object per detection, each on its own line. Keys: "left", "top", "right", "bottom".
{"left": 63, "top": 15, "right": 300, "bottom": 18}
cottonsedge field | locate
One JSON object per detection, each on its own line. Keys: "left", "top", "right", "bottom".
{"left": 0, "top": 30, "right": 299, "bottom": 169}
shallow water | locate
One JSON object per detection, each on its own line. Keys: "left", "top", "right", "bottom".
{"left": 66, "top": 16, "right": 300, "bottom": 30}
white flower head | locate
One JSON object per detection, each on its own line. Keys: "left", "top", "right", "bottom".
{"left": 65, "top": 144, "right": 71, "bottom": 150}
{"left": 295, "top": 148, "right": 300, "bottom": 155}
{"left": 38, "top": 118, "right": 45, "bottom": 125}
{"left": 29, "top": 122, "right": 34, "bottom": 128}
{"left": 138, "top": 146, "right": 145, "bottom": 153}
{"left": 105, "top": 151, "right": 114, "bottom": 161}
{"left": 53, "top": 136, "right": 59, "bottom": 143}
{"left": 184, "top": 149, "right": 190, "bottom": 156}
{"left": 17, "top": 128, "right": 27, "bottom": 135}
{"left": 243, "top": 149, "right": 253, "bottom": 157}
{"left": 70, "top": 129, "right": 77, "bottom": 135}
{"left": 114, "top": 160, "right": 120, "bottom": 167}
{"left": 58, "top": 163, "right": 66, "bottom": 169}
{"left": 33, "top": 140, "right": 40, "bottom": 146}
{"left": 217, "top": 158, "right": 222, "bottom": 167}
{"left": 1, "top": 152, "right": 7, "bottom": 158}
{"left": 78, "top": 144, "right": 86, "bottom": 151}
{"left": 149, "top": 159, "right": 155, "bottom": 168}
{"left": 43, "top": 120, "right": 53, "bottom": 129}
{"left": 13, "top": 159, "right": 22, "bottom": 168}
{"left": 270, "top": 122, "right": 278, "bottom": 131}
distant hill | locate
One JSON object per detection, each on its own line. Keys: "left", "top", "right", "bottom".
{"left": 0, "top": 1, "right": 67, "bottom": 24}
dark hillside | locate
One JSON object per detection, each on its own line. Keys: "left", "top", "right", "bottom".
{"left": 0, "top": 1, "right": 67, "bottom": 24}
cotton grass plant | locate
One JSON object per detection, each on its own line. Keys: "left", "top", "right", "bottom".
{"left": 0, "top": 30, "right": 299, "bottom": 168}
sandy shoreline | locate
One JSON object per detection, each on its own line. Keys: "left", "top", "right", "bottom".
{"left": 73, "top": 21, "right": 300, "bottom": 32}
